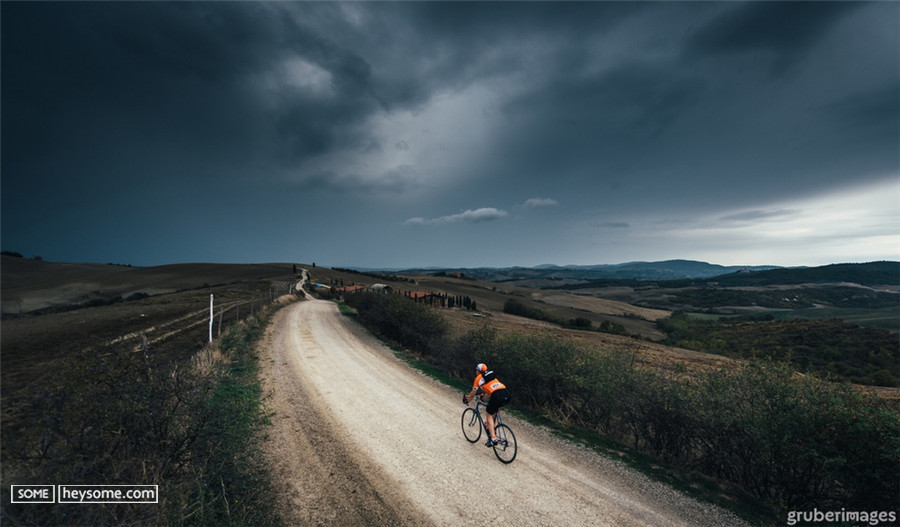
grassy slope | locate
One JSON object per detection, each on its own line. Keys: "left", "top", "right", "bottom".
{"left": 1, "top": 259, "right": 300, "bottom": 525}
{"left": 1, "top": 255, "right": 298, "bottom": 315}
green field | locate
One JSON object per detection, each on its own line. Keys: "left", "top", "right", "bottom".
{"left": 688, "top": 306, "right": 899, "bottom": 332}
{"left": 776, "top": 306, "right": 900, "bottom": 331}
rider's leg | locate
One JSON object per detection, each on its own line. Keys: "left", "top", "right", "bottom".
{"left": 486, "top": 390, "right": 509, "bottom": 443}
{"left": 485, "top": 411, "right": 497, "bottom": 441}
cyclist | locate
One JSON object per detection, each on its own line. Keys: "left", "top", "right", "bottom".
{"left": 462, "top": 363, "right": 511, "bottom": 446}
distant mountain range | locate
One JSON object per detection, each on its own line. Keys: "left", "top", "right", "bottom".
{"left": 387, "top": 260, "right": 782, "bottom": 282}
{"left": 364, "top": 260, "right": 900, "bottom": 285}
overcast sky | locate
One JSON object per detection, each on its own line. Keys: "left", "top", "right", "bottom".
{"left": 2, "top": 1, "right": 898, "bottom": 269}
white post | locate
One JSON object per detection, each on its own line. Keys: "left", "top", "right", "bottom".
{"left": 209, "top": 294, "right": 214, "bottom": 343}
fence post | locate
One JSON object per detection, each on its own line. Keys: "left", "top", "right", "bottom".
{"left": 209, "top": 294, "right": 214, "bottom": 343}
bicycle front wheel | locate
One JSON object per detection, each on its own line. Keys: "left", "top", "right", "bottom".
{"left": 461, "top": 408, "right": 482, "bottom": 443}
{"left": 492, "top": 424, "right": 517, "bottom": 463}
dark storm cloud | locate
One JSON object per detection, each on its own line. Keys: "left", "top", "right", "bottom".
{"left": 5, "top": 4, "right": 258, "bottom": 164}
{"left": 366, "top": 2, "right": 643, "bottom": 101}
{"left": 685, "top": 1, "right": 862, "bottom": 76}
{"left": 466, "top": 1, "right": 897, "bottom": 214}
{"left": 500, "top": 57, "right": 703, "bottom": 158}
{"left": 2, "top": 2, "right": 388, "bottom": 185}
{"left": 7, "top": 1, "right": 887, "bottom": 199}
{"left": 2, "top": 1, "right": 896, "bottom": 267}
{"left": 824, "top": 83, "right": 900, "bottom": 136}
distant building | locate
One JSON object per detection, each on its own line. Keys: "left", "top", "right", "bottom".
{"left": 371, "top": 283, "right": 394, "bottom": 294}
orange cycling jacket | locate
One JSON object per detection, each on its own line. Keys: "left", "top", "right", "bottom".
{"left": 473, "top": 370, "right": 506, "bottom": 396}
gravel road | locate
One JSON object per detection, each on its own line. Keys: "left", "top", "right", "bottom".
{"left": 259, "top": 298, "right": 750, "bottom": 526}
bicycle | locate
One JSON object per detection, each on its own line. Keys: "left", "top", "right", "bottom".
{"left": 461, "top": 397, "right": 517, "bottom": 463}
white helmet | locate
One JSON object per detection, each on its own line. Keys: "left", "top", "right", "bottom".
{"left": 476, "top": 363, "right": 487, "bottom": 373}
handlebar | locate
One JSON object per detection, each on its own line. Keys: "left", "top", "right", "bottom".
{"left": 463, "top": 387, "right": 488, "bottom": 406}
{"left": 463, "top": 395, "right": 489, "bottom": 407}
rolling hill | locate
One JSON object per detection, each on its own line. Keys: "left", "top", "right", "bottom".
{"left": 373, "top": 259, "right": 783, "bottom": 282}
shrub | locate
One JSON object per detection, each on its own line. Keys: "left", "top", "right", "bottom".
{"left": 344, "top": 292, "right": 448, "bottom": 356}
{"left": 658, "top": 314, "right": 900, "bottom": 386}
{"left": 568, "top": 317, "right": 593, "bottom": 329}
{"left": 688, "top": 363, "right": 900, "bottom": 511}
{"left": 502, "top": 299, "right": 562, "bottom": 325}
{"left": 2, "top": 307, "right": 283, "bottom": 526}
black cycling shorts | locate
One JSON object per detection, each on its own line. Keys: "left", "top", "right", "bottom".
{"left": 486, "top": 388, "right": 510, "bottom": 415}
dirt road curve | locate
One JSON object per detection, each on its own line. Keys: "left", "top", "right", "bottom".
{"left": 260, "top": 298, "right": 749, "bottom": 526}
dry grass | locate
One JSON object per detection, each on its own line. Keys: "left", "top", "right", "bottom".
{"left": 1, "top": 258, "right": 300, "bottom": 432}
{"left": 193, "top": 342, "right": 228, "bottom": 377}
{"left": 440, "top": 309, "right": 736, "bottom": 377}
{"left": 531, "top": 292, "right": 671, "bottom": 321}
{"left": 1, "top": 256, "right": 299, "bottom": 315}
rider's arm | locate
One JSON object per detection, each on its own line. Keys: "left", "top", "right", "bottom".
{"left": 465, "top": 385, "right": 487, "bottom": 404}
{"left": 463, "top": 385, "right": 481, "bottom": 404}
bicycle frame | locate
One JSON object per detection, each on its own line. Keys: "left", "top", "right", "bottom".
{"left": 473, "top": 399, "right": 503, "bottom": 428}
{"left": 462, "top": 398, "right": 517, "bottom": 463}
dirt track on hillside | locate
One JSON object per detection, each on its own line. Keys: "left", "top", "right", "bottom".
{"left": 258, "top": 298, "right": 750, "bottom": 526}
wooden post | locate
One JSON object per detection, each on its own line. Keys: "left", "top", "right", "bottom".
{"left": 143, "top": 335, "right": 151, "bottom": 379}
{"left": 209, "top": 294, "right": 214, "bottom": 343}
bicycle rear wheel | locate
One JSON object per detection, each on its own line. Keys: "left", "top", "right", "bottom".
{"left": 492, "top": 424, "right": 517, "bottom": 463}
{"left": 461, "top": 408, "right": 482, "bottom": 443}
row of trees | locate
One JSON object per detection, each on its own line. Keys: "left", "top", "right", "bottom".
{"left": 1, "top": 250, "right": 41, "bottom": 260}
{"left": 315, "top": 281, "right": 478, "bottom": 311}
{"left": 423, "top": 292, "right": 476, "bottom": 311}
